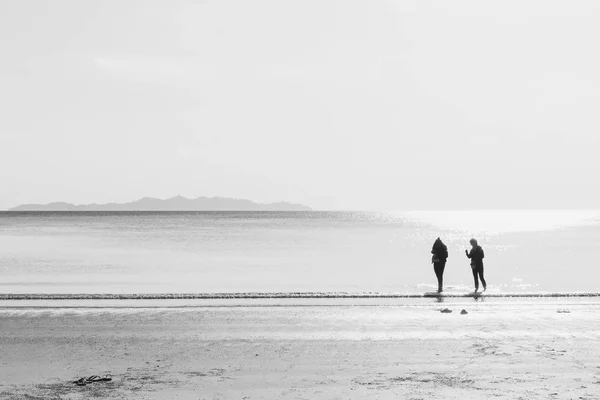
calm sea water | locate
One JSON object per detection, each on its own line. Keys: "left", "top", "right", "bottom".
{"left": 1, "top": 211, "right": 599, "bottom": 294}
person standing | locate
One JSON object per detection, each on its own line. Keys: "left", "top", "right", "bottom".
{"left": 431, "top": 237, "right": 449, "bottom": 293}
{"left": 465, "top": 238, "right": 486, "bottom": 292}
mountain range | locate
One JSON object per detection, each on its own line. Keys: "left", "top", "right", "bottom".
{"left": 9, "top": 196, "right": 312, "bottom": 211}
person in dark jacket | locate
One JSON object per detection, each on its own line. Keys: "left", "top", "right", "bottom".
{"left": 465, "top": 238, "right": 486, "bottom": 292}
{"left": 431, "top": 237, "right": 449, "bottom": 293}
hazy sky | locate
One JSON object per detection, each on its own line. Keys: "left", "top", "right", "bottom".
{"left": 1, "top": 1, "right": 599, "bottom": 210}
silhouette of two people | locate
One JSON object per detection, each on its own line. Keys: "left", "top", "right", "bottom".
{"left": 431, "top": 237, "right": 487, "bottom": 293}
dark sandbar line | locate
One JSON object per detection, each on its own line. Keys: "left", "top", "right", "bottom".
{"left": 1, "top": 292, "right": 600, "bottom": 300}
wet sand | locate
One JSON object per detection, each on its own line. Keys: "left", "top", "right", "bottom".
{"left": 1, "top": 298, "right": 599, "bottom": 399}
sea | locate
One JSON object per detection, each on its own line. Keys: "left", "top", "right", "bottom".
{"left": 1, "top": 210, "right": 599, "bottom": 296}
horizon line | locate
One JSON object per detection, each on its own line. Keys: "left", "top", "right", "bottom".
{"left": 3, "top": 208, "right": 600, "bottom": 212}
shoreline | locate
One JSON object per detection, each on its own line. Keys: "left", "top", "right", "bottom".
{"left": 1, "top": 296, "right": 599, "bottom": 310}
{"left": 2, "top": 291, "right": 600, "bottom": 300}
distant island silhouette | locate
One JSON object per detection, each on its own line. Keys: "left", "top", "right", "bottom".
{"left": 10, "top": 196, "right": 312, "bottom": 211}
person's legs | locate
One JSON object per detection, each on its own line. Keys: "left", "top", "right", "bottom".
{"left": 478, "top": 267, "right": 487, "bottom": 290}
{"left": 434, "top": 262, "right": 445, "bottom": 292}
{"left": 472, "top": 267, "right": 479, "bottom": 291}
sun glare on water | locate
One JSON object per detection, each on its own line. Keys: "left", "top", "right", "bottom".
{"left": 402, "top": 209, "right": 600, "bottom": 235}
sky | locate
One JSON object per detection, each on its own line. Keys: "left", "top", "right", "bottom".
{"left": 1, "top": 0, "right": 599, "bottom": 210}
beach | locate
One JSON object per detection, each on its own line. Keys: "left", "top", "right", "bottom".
{"left": 1, "top": 297, "right": 599, "bottom": 399}
{"left": 2, "top": 212, "right": 600, "bottom": 399}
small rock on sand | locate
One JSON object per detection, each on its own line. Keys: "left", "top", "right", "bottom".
{"left": 461, "top": 309, "right": 468, "bottom": 315}
{"left": 440, "top": 308, "right": 452, "bottom": 313}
